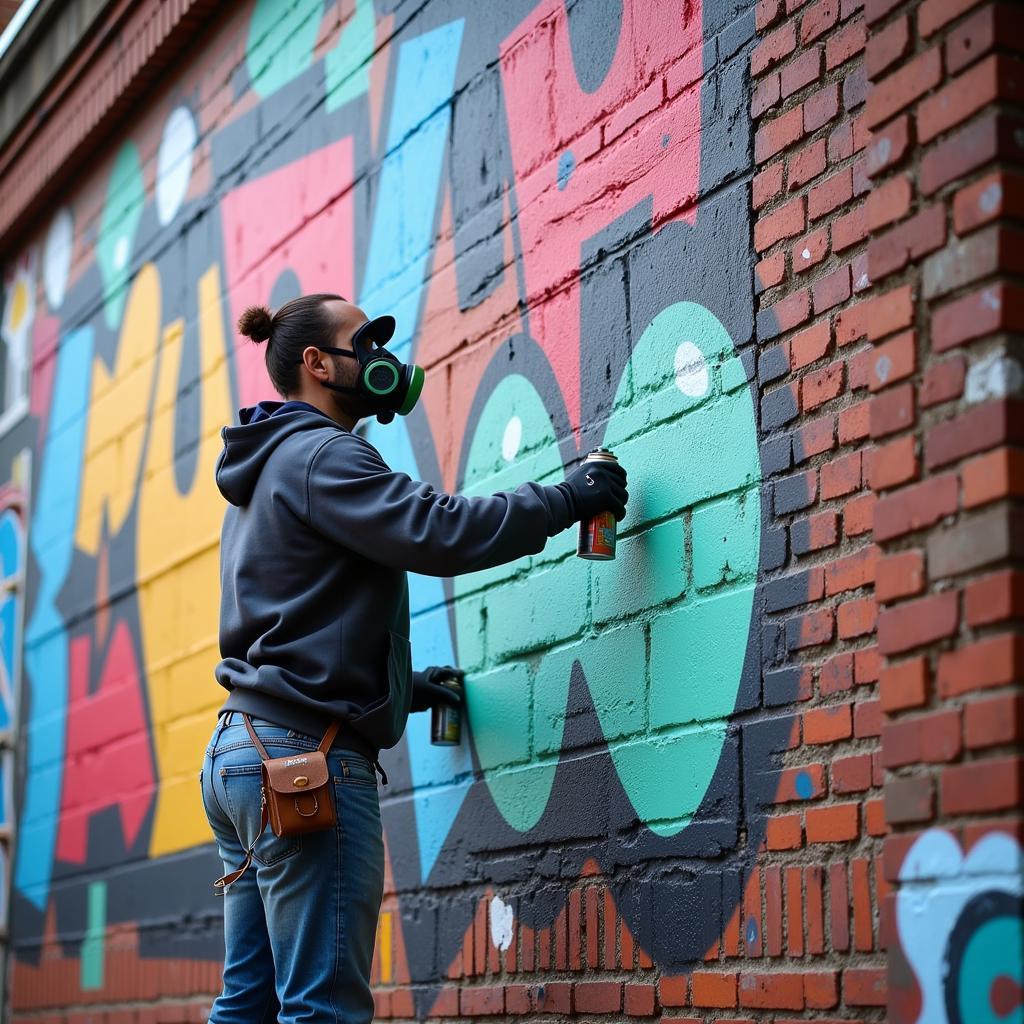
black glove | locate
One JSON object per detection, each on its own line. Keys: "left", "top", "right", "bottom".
{"left": 556, "top": 459, "right": 629, "bottom": 523}
{"left": 410, "top": 666, "right": 465, "bottom": 713}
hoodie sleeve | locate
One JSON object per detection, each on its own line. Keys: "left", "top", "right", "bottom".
{"left": 305, "top": 432, "right": 574, "bottom": 576}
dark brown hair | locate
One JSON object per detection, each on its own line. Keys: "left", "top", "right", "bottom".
{"left": 237, "top": 293, "right": 345, "bottom": 396}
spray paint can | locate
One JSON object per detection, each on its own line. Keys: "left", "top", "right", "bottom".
{"left": 430, "top": 674, "right": 463, "bottom": 746}
{"left": 576, "top": 447, "right": 619, "bottom": 561}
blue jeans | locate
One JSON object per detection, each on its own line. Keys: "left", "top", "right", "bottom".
{"left": 200, "top": 712, "right": 385, "bottom": 1023}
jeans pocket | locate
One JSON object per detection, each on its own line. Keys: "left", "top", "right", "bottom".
{"left": 221, "top": 764, "right": 302, "bottom": 866}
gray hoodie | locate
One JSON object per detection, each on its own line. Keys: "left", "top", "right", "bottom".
{"left": 214, "top": 400, "right": 573, "bottom": 755}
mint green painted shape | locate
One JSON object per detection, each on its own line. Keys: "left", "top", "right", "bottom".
{"left": 80, "top": 880, "right": 106, "bottom": 990}
{"left": 691, "top": 489, "right": 760, "bottom": 589}
{"left": 467, "top": 662, "right": 532, "bottom": 771}
{"left": 325, "top": 0, "right": 375, "bottom": 111}
{"left": 98, "top": 144, "right": 145, "bottom": 329}
{"left": 591, "top": 302, "right": 761, "bottom": 837}
{"left": 247, "top": 0, "right": 324, "bottom": 98}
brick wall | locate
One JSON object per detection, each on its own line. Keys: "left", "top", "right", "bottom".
{"left": 0, "top": 0, "right": 1019, "bottom": 1020}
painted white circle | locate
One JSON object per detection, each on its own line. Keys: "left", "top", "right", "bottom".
{"left": 156, "top": 106, "right": 197, "bottom": 226}
{"left": 674, "top": 341, "right": 709, "bottom": 397}
{"left": 113, "top": 235, "right": 130, "bottom": 271}
{"left": 502, "top": 415, "right": 522, "bottom": 462}
{"left": 43, "top": 208, "right": 73, "bottom": 309}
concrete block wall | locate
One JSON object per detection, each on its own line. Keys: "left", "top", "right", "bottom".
{"left": 0, "top": 0, "right": 1017, "bottom": 1020}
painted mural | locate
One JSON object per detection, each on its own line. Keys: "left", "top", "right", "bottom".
{"left": 0, "top": 0, "right": 802, "bottom": 1009}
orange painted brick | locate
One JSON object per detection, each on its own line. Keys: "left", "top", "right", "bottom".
{"left": 873, "top": 473, "right": 958, "bottom": 542}
{"left": 738, "top": 973, "right": 804, "bottom": 1010}
{"left": 838, "top": 597, "right": 877, "bottom": 639}
{"left": 870, "top": 330, "right": 916, "bottom": 392}
{"left": 691, "top": 973, "right": 737, "bottom": 1009}
{"left": 806, "top": 803, "right": 859, "bottom": 843}
{"left": 965, "top": 694, "right": 1024, "bottom": 750}
{"left": 919, "top": 56, "right": 1024, "bottom": 144}
{"left": 865, "top": 47, "right": 942, "bottom": 129}
{"left": 876, "top": 549, "right": 925, "bottom": 602}
{"left": 659, "top": 976, "right": 687, "bottom": 1008}
{"left": 937, "top": 633, "right": 1024, "bottom": 698}
{"left": 767, "top": 813, "right": 804, "bottom": 850}
{"left": 941, "top": 756, "right": 1023, "bottom": 815}
{"left": 791, "top": 321, "right": 832, "bottom": 369}
{"left": 965, "top": 569, "right": 1024, "bottom": 627}
{"left": 962, "top": 447, "right": 1024, "bottom": 508}
{"left": 878, "top": 591, "right": 959, "bottom": 655}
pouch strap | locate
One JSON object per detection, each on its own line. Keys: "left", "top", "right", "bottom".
{"left": 242, "top": 712, "right": 341, "bottom": 762}
{"left": 213, "top": 791, "right": 268, "bottom": 896}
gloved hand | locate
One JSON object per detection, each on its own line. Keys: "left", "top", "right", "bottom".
{"left": 556, "top": 459, "right": 629, "bottom": 523}
{"left": 410, "top": 665, "right": 465, "bottom": 713}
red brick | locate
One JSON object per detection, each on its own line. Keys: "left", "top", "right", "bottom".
{"left": 819, "top": 652, "right": 854, "bottom": 695}
{"left": 926, "top": 400, "right": 1024, "bottom": 470}
{"left": 461, "top": 986, "right": 504, "bottom": 1016}
{"left": 921, "top": 55, "right": 1024, "bottom": 143}
{"left": 962, "top": 447, "right": 1024, "bottom": 508}
{"left": 876, "top": 549, "right": 925, "bottom": 602}
{"left": 788, "top": 607, "right": 834, "bottom": 649}
{"left": 756, "top": 195, "right": 806, "bottom": 252}
{"left": 574, "top": 981, "right": 622, "bottom": 1014}
{"left": 941, "top": 756, "right": 1023, "bottom": 815}
{"left": 792, "top": 227, "right": 830, "bottom": 272}
{"left": 868, "top": 435, "right": 918, "bottom": 491}
{"left": 789, "top": 138, "right": 828, "bottom": 190}
{"left": 965, "top": 694, "right": 1024, "bottom": 750}
{"left": 866, "top": 175, "right": 912, "bottom": 232}
{"left": 793, "top": 509, "right": 839, "bottom": 553}
{"left": 753, "top": 73, "right": 782, "bottom": 119}
{"left": 832, "top": 206, "right": 867, "bottom": 252}
{"left": 865, "top": 285, "right": 915, "bottom": 343}
{"left": 870, "top": 382, "right": 915, "bottom": 439}
{"left": 883, "top": 709, "right": 962, "bottom": 768}
{"left": 843, "top": 492, "right": 876, "bottom": 537}
{"left": 819, "top": 450, "right": 861, "bottom": 500}
{"left": 752, "top": 21, "right": 798, "bottom": 76}
{"left": 804, "top": 704, "right": 853, "bottom": 744}
{"left": 767, "top": 813, "right": 804, "bottom": 850}
{"left": 865, "top": 14, "right": 910, "bottom": 77}
{"left": 802, "top": 360, "right": 844, "bottom": 410}
{"left": 758, "top": 251, "right": 786, "bottom": 290}
{"left": 624, "top": 984, "right": 655, "bottom": 1017}
{"left": 754, "top": 161, "right": 785, "bottom": 209}
{"left": 775, "top": 763, "right": 827, "bottom": 801}
{"left": 869, "top": 204, "right": 947, "bottom": 282}
{"left": 938, "top": 633, "right": 1024, "bottom": 698}
{"left": 856, "top": 645, "right": 882, "bottom": 684}
{"left": 832, "top": 753, "right": 872, "bottom": 794}
{"left": 801, "top": 0, "right": 840, "bottom": 41}
{"left": 932, "top": 283, "right": 1024, "bottom": 352}
{"left": 738, "top": 973, "right": 805, "bottom": 1010}
{"left": 865, "top": 47, "right": 943, "bottom": 130}
{"left": 965, "top": 569, "right": 1024, "bottom": 627}
{"left": 874, "top": 472, "right": 958, "bottom": 541}
{"left": 880, "top": 656, "right": 929, "bottom": 712}
{"left": 827, "top": 19, "right": 866, "bottom": 70}
{"left": 886, "top": 776, "right": 935, "bottom": 825}
{"left": 866, "top": 113, "right": 911, "bottom": 177}
{"left": 848, "top": 346, "right": 874, "bottom": 391}
{"left": 757, "top": 0, "right": 785, "bottom": 31}
{"left": 812, "top": 265, "right": 852, "bottom": 314}
{"left": 869, "top": 330, "right": 916, "bottom": 392}
{"left": 796, "top": 414, "right": 836, "bottom": 460}
{"left": 826, "top": 545, "right": 877, "bottom": 596}
{"left": 808, "top": 168, "right": 853, "bottom": 221}
{"left": 790, "top": 321, "right": 831, "bottom": 368}
{"left": 806, "top": 803, "right": 859, "bottom": 843}
{"left": 659, "top": 976, "right": 688, "bottom": 1009}
{"left": 844, "top": 968, "right": 887, "bottom": 1007}
{"left": 839, "top": 400, "right": 870, "bottom": 443}
{"left": 781, "top": 47, "right": 823, "bottom": 98}
{"left": 920, "top": 355, "right": 966, "bottom": 408}
{"left": 536, "top": 982, "right": 571, "bottom": 1014}
{"left": 756, "top": 105, "right": 804, "bottom": 162}
{"left": 954, "top": 170, "right": 1024, "bottom": 236}
{"left": 919, "top": 0, "right": 985, "bottom": 34}
{"left": 804, "top": 82, "right": 840, "bottom": 132}
{"left": 763, "top": 288, "right": 812, "bottom": 337}
{"left": 877, "top": 590, "right": 959, "bottom": 655}
{"left": 838, "top": 596, "right": 877, "bottom": 638}
{"left": 920, "top": 111, "right": 1024, "bottom": 196}
{"left": 691, "top": 973, "right": 737, "bottom": 1009}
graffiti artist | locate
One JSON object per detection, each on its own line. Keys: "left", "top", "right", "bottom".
{"left": 199, "top": 293, "right": 629, "bottom": 1023}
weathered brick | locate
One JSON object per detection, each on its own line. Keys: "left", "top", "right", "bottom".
{"left": 790, "top": 321, "right": 831, "bottom": 368}
{"left": 885, "top": 777, "right": 934, "bottom": 824}
{"left": 880, "top": 656, "right": 929, "bottom": 712}
{"left": 869, "top": 382, "right": 915, "bottom": 439}
{"left": 808, "top": 168, "right": 853, "bottom": 220}
{"left": 843, "top": 968, "right": 887, "bottom": 1007}
{"left": 789, "top": 139, "right": 828, "bottom": 190}
{"left": 792, "top": 227, "right": 830, "bottom": 272}
{"left": 920, "top": 111, "right": 1024, "bottom": 196}
{"left": 812, "top": 265, "right": 852, "bottom": 314}
{"left": 821, "top": 450, "right": 862, "bottom": 499}
{"left": 782, "top": 47, "right": 824, "bottom": 98}
{"left": 876, "top": 549, "right": 925, "bottom": 602}
{"left": 964, "top": 694, "right": 1024, "bottom": 750}
{"left": 806, "top": 803, "right": 860, "bottom": 843}
{"left": 843, "top": 492, "right": 876, "bottom": 537}
{"left": 838, "top": 400, "right": 871, "bottom": 443}
{"left": 941, "top": 756, "right": 1022, "bottom": 815}
{"left": 866, "top": 113, "right": 911, "bottom": 177}
{"left": 920, "top": 356, "right": 966, "bottom": 408}
{"left": 739, "top": 973, "right": 805, "bottom": 1010}
{"left": 826, "top": 20, "right": 867, "bottom": 70}
{"left": 965, "top": 569, "right": 1024, "bottom": 627}
{"left": 754, "top": 161, "right": 786, "bottom": 209}
{"left": 865, "top": 47, "right": 943, "bottom": 130}
{"left": 804, "top": 82, "right": 840, "bottom": 132}
{"left": 756, "top": 105, "right": 805, "bottom": 162}
{"left": 832, "top": 206, "right": 867, "bottom": 252}
{"left": 932, "top": 282, "right": 1024, "bottom": 351}
{"left": 954, "top": 170, "right": 1024, "bottom": 236}
{"left": 868, "top": 434, "right": 918, "bottom": 491}
{"left": 866, "top": 175, "right": 912, "bottom": 231}
{"left": 865, "top": 14, "right": 910, "bottom": 77}
{"left": 925, "top": 400, "right": 1024, "bottom": 469}
{"left": 882, "top": 709, "right": 962, "bottom": 767}
{"left": 868, "top": 205, "right": 947, "bottom": 282}
{"left": 690, "top": 973, "right": 738, "bottom": 1009}
{"left": 753, "top": 72, "right": 783, "bottom": 119}
{"left": 919, "top": 0, "right": 985, "bottom": 35}
{"left": 574, "top": 981, "right": 622, "bottom": 1014}
{"left": 838, "top": 596, "right": 877, "bottom": 638}
{"left": 870, "top": 330, "right": 916, "bottom": 393}
{"left": 937, "top": 633, "right": 1024, "bottom": 698}
{"left": 874, "top": 473, "right": 958, "bottom": 540}
{"left": 801, "top": 0, "right": 840, "bottom": 42}
{"left": 877, "top": 590, "right": 959, "bottom": 655}
{"left": 756, "top": 196, "right": 807, "bottom": 252}
{"left": 802, "top": 360, "right": 845, "bottom": 410}
{"left": 791, "top": 509, "right": 839, "bottom": 554}
{"left": 752, "top": 21, "right": 799, "bottom": 76}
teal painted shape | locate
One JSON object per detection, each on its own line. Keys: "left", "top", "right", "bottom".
{"left": 691, "top": 489, "right": 760, "bottom": 590}
{"left": 957, "top": 914, "right": 1023, "bottom": 1024}
{"left": 594, "top": 302, "right": 760, "bottom": 837}
{"left": 80, "top": 881, "right": 107, "bottom": 990}
{"left": 325, "top": 0, "right": 375, "bottom": 110}
{"left": 246, "top": 0, "right": 324, "bottom": 98}
{"left": 98, "top": 145, "right": 144, "bottom": 329}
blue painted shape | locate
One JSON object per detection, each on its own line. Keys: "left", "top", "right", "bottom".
{"left": 661, "top": 133, "right": 671, "bottom": 148}
{"left": 795, "top": 770, "right": 813, "bottom": 800}
{"left": 15, "top": 326, "right": 93, "bottom": 909}
{"left": 746, "top": 917, "right": 759, "bottom": 945}
{"left": 358, "top": 20, "right": 464, "bottom": 362}
{"left": 363, "top": 417, "right": 473, "bottom": 882}
{"left": 557, "top": 150, "right": 575, "bottom": 190}
{"left": 0, "top": 509, "right": 21, "bottom": 730}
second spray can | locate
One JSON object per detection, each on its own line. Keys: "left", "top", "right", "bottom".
{"left": 576, "top": 447, "right": 620, "bottom": 560}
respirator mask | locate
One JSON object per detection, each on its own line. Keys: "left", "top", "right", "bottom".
{"left": 298, "top": 315, "right": 425, "bottom": 425}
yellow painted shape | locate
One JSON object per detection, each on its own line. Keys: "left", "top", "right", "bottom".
{"left": 379, "top": 911, "right": 393, "bottom": 984}
{"left": 76, "top": 264, "right": 161, "bottom": 554}
{"left": 139, "top": 264, "right": 233, "bottom": 856}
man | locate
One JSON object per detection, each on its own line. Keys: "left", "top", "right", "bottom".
{"left": 200, "top": 293, "right": 628, "bottom": 1023}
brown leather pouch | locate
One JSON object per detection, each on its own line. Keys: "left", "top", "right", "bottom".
{"left": 213, "top": 714, "right": 341, "bottom": 894}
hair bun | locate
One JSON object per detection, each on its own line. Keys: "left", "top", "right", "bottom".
{"left": 238, "top": 305, "right": 273, "bottom": 344}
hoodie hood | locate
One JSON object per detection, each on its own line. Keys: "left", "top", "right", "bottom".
{"left": 215, "top": 401, "right": 340, "bottom": 506}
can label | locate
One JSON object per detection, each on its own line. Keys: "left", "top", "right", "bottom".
{"left": 576, "top": 448, "right": 619, "bottom": 560}
{"left": 431, "top": 676, "right": 463, "bottom": 746}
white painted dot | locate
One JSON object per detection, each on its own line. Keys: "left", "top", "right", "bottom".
{"left": 802, "top": 248, "right": 811, "bottom": 260}
{"left": 501, "top": 416, "right": 523, "bottom": 462}
{"left": 114, "top": 235, "right": 129, "bottom": 271}
{"left": 43, "top": 208, "right": 73, "bottom": 310}
{"left": 156, "top": 106, "right": 197, "bottom": 226}
{"left": 489, "top": 896, "right": 514, "bottom": 952}
{"left": 674, "top": 341, "right": 709, "bottom": 398}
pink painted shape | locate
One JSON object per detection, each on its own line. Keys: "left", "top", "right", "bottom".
{"left": 500, "top": 0, "right": 703, "bottom": 434}
{"left": 56, "top": 622, "right": 155, "bottom": 863}
{"left": 218, "top": 136, "right": 356, "bottom": 409}
{"left": 992, "top": 975, "right": 1022, "bottom": 1018}
{"left": 30, "top": 314, "right": 60, "bottom": 454}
